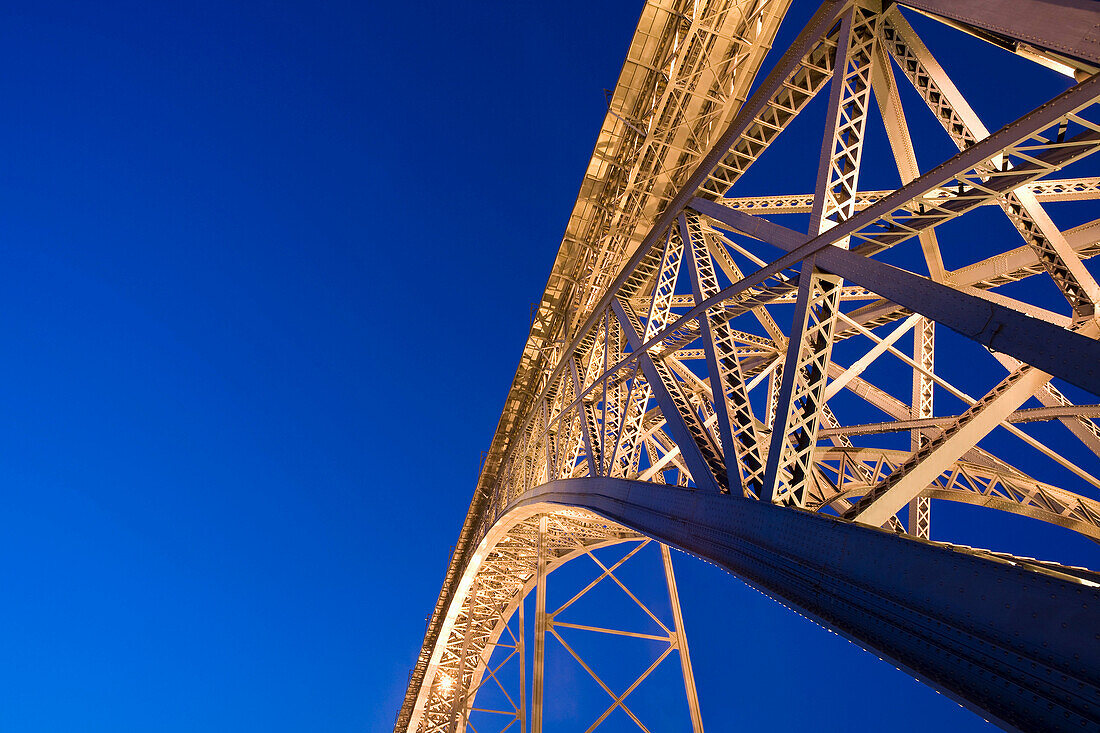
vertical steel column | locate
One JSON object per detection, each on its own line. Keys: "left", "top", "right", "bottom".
{"left": 868, "top": 18, "right": 935, "bottom": 541}
{"left": 762, "top": 4, "right": 879, "bottom": 506}
{"left": 531, "top": 515, "right": 548, "bottom": 733}
{"left": 766, "top": 364, "right": 782, "bottom": 430}
{"left": 661, "top": 544, "right": 704, "bottom": 733}
{"left": 908, "top": 318, "right": 934, "bottom": 538}
{"left": 517, "top": 595, "right": 527, "bottom": 733}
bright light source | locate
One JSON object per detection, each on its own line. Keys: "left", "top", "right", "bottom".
{"left": 438, "top": 673, "right": 455, "bottom": 694}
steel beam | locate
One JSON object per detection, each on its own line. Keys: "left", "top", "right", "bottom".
{"left": 531, "top": 516, "right": 547, "bottom": 733}
{"left": 611, "top": 227, "right": 684, "bottom": 478}
{"left": 909, "top": 317, "right": 934, "bottom": 538}
{"left": 847, "top": 366, "right": 1053, "bottom": 526}
{"left": 612, "top": 296, "right": 724, "bottom": 493}
{"left": 661, "top": 544, "right": 704, "bottom": 733}
{"left": 870, "top": 30, "right": 945, "bottom": 282}
{"left": 517, "top": 597, "right": 527, "bottom": 733}
{"left": 511, "top": 479, "right": 1100, "bottom": 732}
{"left": 689, "top": 201, "right": 1100, "bottom": 397}
{"left": 399, "top": 3, "right": 1100, "bottom": 730}
{"left": 762, "top": 258, "right": 843, "bottom": 505}
{"left": 682, "top": 213, "right": 765, "bottom": 496}
{"left": 446, "top": 579, "right": 477, "bottom": 733}
{"left": 882, "top": 7, "right": 1100, "bottom": 319}
{"left": 764, "top": 3, "right": 878, "bottom": 507}
{"left": 898, "top": 0, "right": 1100, "bottom": 67}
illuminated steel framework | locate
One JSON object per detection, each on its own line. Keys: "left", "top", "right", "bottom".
{"left": 398, "top": 1, "right": 1100, "bottom": 731}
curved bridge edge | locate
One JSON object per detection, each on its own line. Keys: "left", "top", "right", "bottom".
{"left": 508, "top": 478, "right": 1100, "bottom": 733}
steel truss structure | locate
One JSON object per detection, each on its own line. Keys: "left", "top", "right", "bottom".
{"left": 398, "top": 1, "right": 1100, "bottom": 731}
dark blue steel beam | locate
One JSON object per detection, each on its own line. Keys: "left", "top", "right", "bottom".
{"left": 511, "top": 478, "right": 1100, "bottom": 732}
{"left": 690, "top": 198, "right": 1100, "bottom": 398}
{"left": 899, "top": 0, "right": 1100, "bottom": 66}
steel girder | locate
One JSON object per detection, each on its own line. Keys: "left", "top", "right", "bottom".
{"left": 898, "top": 0, "right": 1100, "bottom": 69}
{"left": 508, "top": 479, "right": 1100, "bottom": 732}
{"left": 400, "top": 0, "right": 1100, "bottom": 730}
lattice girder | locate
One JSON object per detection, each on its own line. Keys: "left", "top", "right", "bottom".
{"left": 400, "top": 2, "right": 1100, "bottom": 730}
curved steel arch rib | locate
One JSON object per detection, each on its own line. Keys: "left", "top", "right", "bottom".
{"left": 512, "top": 478, "right": 1100, "bottom": 733}
{"left": 406, "top": 479, "right": 1100, "bottom": 732}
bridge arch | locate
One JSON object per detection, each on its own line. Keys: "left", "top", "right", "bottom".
{"left": 404, "top": 479, "right": 1100, "bottom": 732}
{"left": 405, "top": 501, "right": 643, "bottom": 731}
{"left": 399, "top": 0, "right": 1100, "bottom": 729}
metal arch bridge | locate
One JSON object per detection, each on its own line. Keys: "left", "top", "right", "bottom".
{"left": 397, "top": 1, "right": 1100, "bottom": 730}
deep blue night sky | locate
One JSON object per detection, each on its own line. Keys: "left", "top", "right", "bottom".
{"left": 0, "top": 1, "right": 1096, "bottom": 731}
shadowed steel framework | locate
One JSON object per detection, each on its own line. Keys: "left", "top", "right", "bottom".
{"left": 396, "top": 1, "right": 1100, "bottom": 730}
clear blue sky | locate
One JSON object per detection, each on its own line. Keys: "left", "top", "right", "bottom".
{"left": 0, "top": 1, "right": 1096, "bottom": 731}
